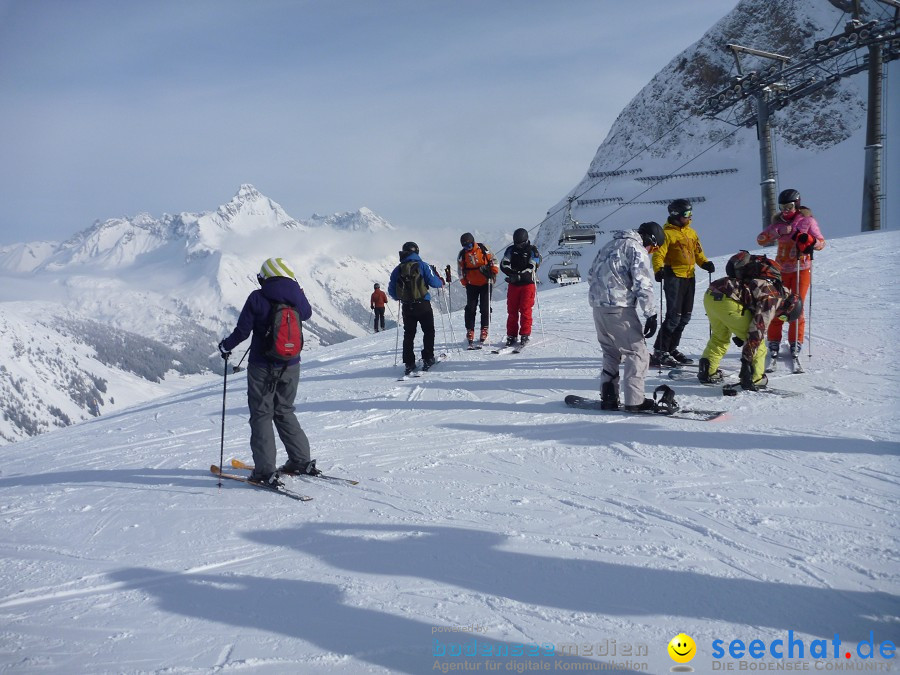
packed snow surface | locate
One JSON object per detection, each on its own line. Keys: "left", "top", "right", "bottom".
{"left": 0, "top": 231, "right": 897, "bottom": 674}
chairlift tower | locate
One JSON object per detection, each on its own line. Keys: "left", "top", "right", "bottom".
{"left": 703, "top": 1, "right": 899, "bottom": 231}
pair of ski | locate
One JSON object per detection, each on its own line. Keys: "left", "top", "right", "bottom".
{"left": 210, "top": 458, "right": 359, "bottom": 501}
{"left": 667, "top": 368, "right": 800, "bottom": 398}
{"left": 491, "top": 341, "right": 529, "bottom": 355}
{"left": 397, "top": 353, "right": 448, "bottom": 381}
{"left": 564, "top": 395, "right": 727, "bottom": 422}
{"left": 766, "top": 351, "right": 804, "bottom": 374}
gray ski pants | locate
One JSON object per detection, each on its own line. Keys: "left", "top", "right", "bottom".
{"left": 246, "top": 363, "right": 311, "bottom": 478}
{"left": 592, "top": 306, "right": 649, "bottom": 407}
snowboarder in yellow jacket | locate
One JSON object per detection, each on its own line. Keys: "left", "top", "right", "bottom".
{"left": 650, "top": 199, "right": 714, "bottom": 368}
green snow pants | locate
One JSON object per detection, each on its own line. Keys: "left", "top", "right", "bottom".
{"left": 701, "top": 292, "right": 767, "bottom": 381}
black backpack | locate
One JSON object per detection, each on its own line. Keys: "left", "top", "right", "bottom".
{"left": 396, "top": 260, "right": 428, "bottom": 302}
{"left": 263, "top": 302, "right": 304, "bottom": 361}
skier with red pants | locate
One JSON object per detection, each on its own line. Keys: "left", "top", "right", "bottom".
{"left": 499, "top": 228, "right": 541, "bottom": 347}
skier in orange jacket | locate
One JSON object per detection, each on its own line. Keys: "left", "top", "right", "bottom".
{"left": 457, "top": 232, "right": 499, "bottom": 347}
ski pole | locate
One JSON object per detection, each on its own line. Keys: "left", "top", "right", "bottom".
{"left": 440, "top": 285, "right": 460, "bottom": 353}
{"left": 232, "top": 346, "right": 250, "bottom": 373}
{"left": 708, "top": 271, "right": 713, "bottom": 338}
{"left": 792, "top": 263, "right": 800, "bottom": 354}
{"left": 218, "top": 353, "right": 228, "bottom": 488}
{"left": 533, "top": 282, "right": 545, "bottom": 341}
{"left": 394, "top": 301, "right": 401, "bottom": 366}
{"left": 488, "top": 278, "right": 494, "bottom": 336}
{"left": 434, "top": 287, "right": 448, "bottom": 352}
{"left": 807, "top": 251, "right": 814, "bottom": 360}
{"left": 657, "top": 279, "right": 664, "bottom": 374}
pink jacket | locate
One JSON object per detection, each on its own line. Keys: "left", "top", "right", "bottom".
{"left": 756, "top": 208, "right": 825, "bottom": 273}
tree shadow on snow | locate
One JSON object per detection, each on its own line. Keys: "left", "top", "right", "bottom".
{"left": 245, "top": 523, "right": 899, "bottom": 642}
{"left": 105, "top": 566, "right": 630, "bottom": 674}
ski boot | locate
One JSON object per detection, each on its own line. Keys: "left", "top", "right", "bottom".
{"left": 670, "top": 349, "right": 694, "bottom": 365}
{"left": 765, "top": 340, "right": 780, "bottom": 373}
{"left": 650, "top": 351, "right": 679, "bottom": 368}
{"left": 624, "top": 398, "right": 657, "bottom": 413}
{"left": 600, "top": 382, "right": 620, "bottom": 411}
{"left": 698, "top": 358, "right": 724, "bottom": 384}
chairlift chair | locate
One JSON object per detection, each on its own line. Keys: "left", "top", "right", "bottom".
{"left": 557, "top": 228, "right": 596, "bottom": 247}
{"left": 548, "top": 263, "right": 582, "bottom": 285}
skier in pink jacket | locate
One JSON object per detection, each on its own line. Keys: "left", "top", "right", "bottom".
{"left": 756, "top": 188, "right": 825, "bottom": 368}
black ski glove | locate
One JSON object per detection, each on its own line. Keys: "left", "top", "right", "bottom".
{"left": 732, "top": 336, "right": 744, "bottom": 347}
{"left": 701, "top": 261, "right": 715, "bottom": 273}
{"left": 654, "top": 268, "right": 664, "bottom": 282}
{"left": 217, "top": 340, "right": 232, "bottom": 361}
{"left": 739, "top": 358, "right": 757, "bottom": 391}
{"left": 643, "top": 314, "right": 658, "bottom": 339}
{"left": 479, "top": 265, "right": 493, "bottom": 278}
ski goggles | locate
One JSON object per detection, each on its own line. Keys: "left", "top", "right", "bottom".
{"left": 778, "top": 202, "right": 796, "bottom": 211}
{"left": 672, "top": 210, "right": 692, "bottom": 219}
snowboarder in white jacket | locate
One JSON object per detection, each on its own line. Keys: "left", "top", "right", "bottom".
{"left": 586, "top": 222, "right": 664, "bottom": 411}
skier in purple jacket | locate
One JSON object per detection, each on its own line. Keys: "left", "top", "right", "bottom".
{"left": 218, "top": 257, "right": 318, "bottom": 486}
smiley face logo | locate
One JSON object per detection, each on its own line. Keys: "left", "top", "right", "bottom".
{"left": 667, "top": 633, "right": 696, "bottom": 663}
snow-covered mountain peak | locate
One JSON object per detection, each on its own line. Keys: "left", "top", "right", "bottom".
{"left": 208, "top": 184, "right": 304, "bottom": 235}
{"left": 306, "top": 207, "right": 396, "bottom": 233}
{"left": 534, "top": 0, "right": 884, "bottom": 272}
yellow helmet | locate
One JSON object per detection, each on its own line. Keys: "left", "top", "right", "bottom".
{"left": 258, "top": 257, "right": 296, "bottom": 281}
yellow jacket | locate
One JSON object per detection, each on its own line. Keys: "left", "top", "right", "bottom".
{"left": 651, "top": 221, "right": 710, "bottom": 278}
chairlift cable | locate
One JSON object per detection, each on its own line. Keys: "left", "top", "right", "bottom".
{"left": 589, "top": 124, "right": 743, "bottom": 228}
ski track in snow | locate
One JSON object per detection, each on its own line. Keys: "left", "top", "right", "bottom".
{"left": 0, "top": 232, "right": 898, "bottom": 673}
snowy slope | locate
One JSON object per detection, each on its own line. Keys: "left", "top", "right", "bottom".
{"left": 0, "top": 230, "right": 897, "bottom": 674}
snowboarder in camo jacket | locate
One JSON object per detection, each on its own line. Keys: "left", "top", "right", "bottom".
{"left": 699, "top": 272, "right": 802, "bottom": 391}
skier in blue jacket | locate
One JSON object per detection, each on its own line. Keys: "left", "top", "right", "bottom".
{"left": 387, "top": 242, "right": 445, "bottom": 375}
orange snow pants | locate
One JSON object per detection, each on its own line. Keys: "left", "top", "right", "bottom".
{"left": 767, "top": 266, "right": 811, "bottom": 345}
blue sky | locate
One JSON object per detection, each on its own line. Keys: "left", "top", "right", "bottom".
{"left": 1, "top": 0, "right": 743, "bottom": 245}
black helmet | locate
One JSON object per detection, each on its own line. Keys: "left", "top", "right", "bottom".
{"left": 374, "top": 283, "right": 380, "bottom": 289}
{"left": 780, "top": 294, "right": 803, "bottom": 323}
{"left": 668, "top": 199, "right": 692, "bottom": 218}
{"left": 401, "top": 241, "right": 419, "bottom": 254}
{"left": 513, "top": 228, "right": 529, "bottom": 246}
{"left": 637, "top": 221, "right": 666, "bottom": 248}
{"left": 460, "top": 232, "right": 475, "bottom": 246}
{"left": 778, "top": 188, "right": 801, "bottom": 206}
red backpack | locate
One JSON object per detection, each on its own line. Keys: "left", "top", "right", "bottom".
{"left": 264, "top": 302, "right": 303, "bottom": 361}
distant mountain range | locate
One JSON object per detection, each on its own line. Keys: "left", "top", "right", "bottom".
{"left": 0, "top": 184, "right": 400, "bottom": 444}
